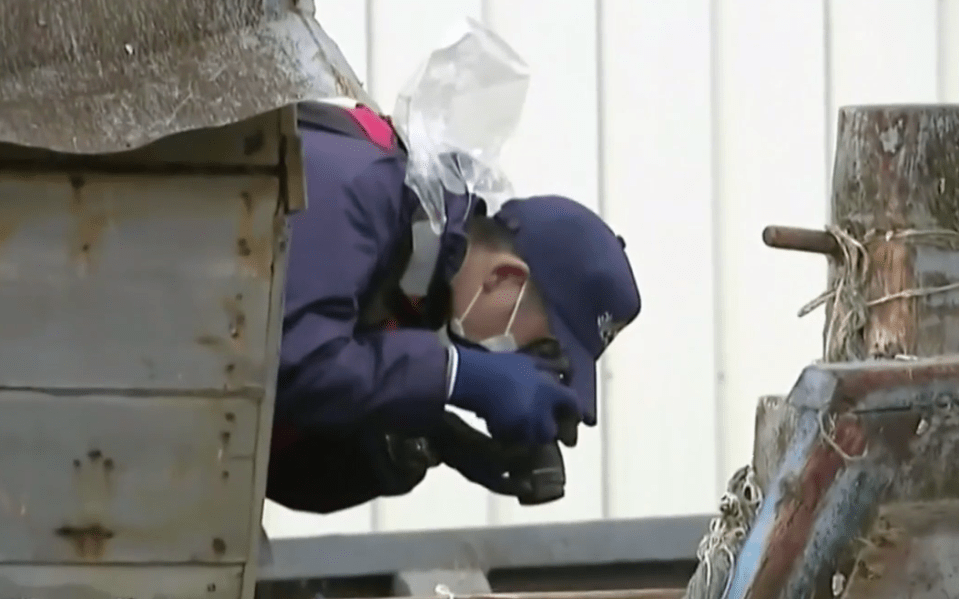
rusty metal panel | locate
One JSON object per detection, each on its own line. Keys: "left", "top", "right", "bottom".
{"left": 0, "top": 564, "right": 242, "bottom": 598}
{"left": 0, "top": 111, "right": 282, "bottom": 167}
{"left": 0, "top": 172, "right": 279, "bottom": 390}
{"left": 0, "top": 391, "right": 257, "bottom": 563}
{"left": 0, "top": 0, "right": 375, "bottom": 154}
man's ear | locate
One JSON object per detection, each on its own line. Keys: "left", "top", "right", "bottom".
{"left": 482, "top": 254, "right": 529, "bottom": 292}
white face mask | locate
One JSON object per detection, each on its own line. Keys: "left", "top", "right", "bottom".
{"left": 448, "top": 280, "right": 527, "bottom": 352}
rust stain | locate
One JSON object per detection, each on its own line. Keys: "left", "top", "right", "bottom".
{"left": 194, "top": 295, "right": 247, "bottom": 353}
{"left": 223, "top": 294, "right": 247, "bottom": 349}
{"left": 196, "top": 334, "right": 222, "bottom": 348}
{"left": 236, "top": 183, "right": 275, "bottom": 279}
{"left": 67, "top": 447, "right": 117, "bottom": 560}
{"left": 54, "top": 523, "right": 115, "bottom": 560}
{"left": 748, "top": 415, "right": 868, "bottom": 598}
{"left": 68, "top": 174, "right": 110, "bottom": 273}
{"left": 243, "top": 130, "right": 265, "bottom": 156}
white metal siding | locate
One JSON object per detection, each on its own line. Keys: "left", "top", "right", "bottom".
{"left": 264, "top": 0, "right": 958, "bottom": 538}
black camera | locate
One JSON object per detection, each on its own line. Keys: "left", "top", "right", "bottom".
{"left": 510, "top": 338, "right": 577, "bottom": 506}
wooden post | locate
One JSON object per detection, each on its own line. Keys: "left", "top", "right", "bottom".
{"left": 754, "top": 105, "right": 959, "bottom": 482}
{"left": 828, "top": 105, "right": 959, "bottom": 360}
{"left": 719, "top": 106, "right": 959, "bottom": 599}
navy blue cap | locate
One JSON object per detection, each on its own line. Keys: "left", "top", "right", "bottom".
{"left": 494, "top": 195, "right": 641, "bottom": 426}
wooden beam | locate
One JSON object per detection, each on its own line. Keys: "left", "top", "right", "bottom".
{"left": 719, "top": 106, "right": 959, "bottom": 599}
{"left": 829, "top": 105, "right": 959, "bottom": 360}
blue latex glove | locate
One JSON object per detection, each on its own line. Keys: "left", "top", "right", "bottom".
{"left": 449, "top": 346, "right": 582, "bottom": 444}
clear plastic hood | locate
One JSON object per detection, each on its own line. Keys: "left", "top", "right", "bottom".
{"left": 391, "top": 18, "right": 531, "bottom": 234}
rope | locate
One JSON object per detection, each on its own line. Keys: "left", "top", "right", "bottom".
{"left": 798, "top": 227, "right": 959, "bottom": 362}
{"left": 817, "top": 410, "right": 868, "bottom": 462}
{"left": 684, "top": 465, "right": 763, "bottom": 599}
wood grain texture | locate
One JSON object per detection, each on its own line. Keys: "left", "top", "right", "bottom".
{"left": 830, "top": 105, "right": 959, "bottom": 359}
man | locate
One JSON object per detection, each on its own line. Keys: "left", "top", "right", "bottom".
{"left": 266, "top": 102, "right": 640, "bottom": 514}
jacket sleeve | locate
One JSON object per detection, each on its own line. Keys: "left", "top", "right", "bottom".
{"left": 276, "top": 154, "right": 451, "bottom": 435}
{"left": 266, "top": 428, "right": 430, "bottom": 514}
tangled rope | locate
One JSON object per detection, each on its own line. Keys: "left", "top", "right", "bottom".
{"left": 683, "top": 414, "right": 863, "bottom": 599}
{"left": 798, "top": 227, "right": 959, "bottom": 362}
{"left": 818, "top": 410, "right": 868, "bottom": 462}
{"left": 684, "top": 465, "right": 764, "bottom": 599}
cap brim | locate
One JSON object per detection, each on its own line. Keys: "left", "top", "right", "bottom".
{"left": 548, "top": 309, "right": 598, "bottom": 427}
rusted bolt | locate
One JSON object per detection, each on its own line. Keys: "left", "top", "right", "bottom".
{"left": 225, "top": 412, "right": 236, "bottom": 422}
{"left": 88, "top": 449, "right": 102, "bottom": 461}
{"left": 104, "top": 458, "right": 114, "bottom": 471}
{"left": 81, "top": 243, "right": 90, "bottom": 252}
{"left": 73, "top": 459, "right": 81, "bottom": 468}
{"left": 221, "top": 470, "right": 230, "bottom": 480}
{"left": 211, "top": 537, "right": 226, "bottom": 555}
{"left": 237, "top": 238, "right": 252, "bottom": 256}
{"left": 69, "top": 175, "right": 85, "bottom": 190}
{"left": 221, "top": 431, "right": 231, "bottom": 443}
{"left": 225, "top": 363, "right": 235, "bottom": 374}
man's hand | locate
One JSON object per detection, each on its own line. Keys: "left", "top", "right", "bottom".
{"left": 448, "top": 347, "right": 584, "bottom": 445}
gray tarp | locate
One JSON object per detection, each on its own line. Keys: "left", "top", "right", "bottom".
{"left": 0, "top": 0, "right": 373, "bottom": 153}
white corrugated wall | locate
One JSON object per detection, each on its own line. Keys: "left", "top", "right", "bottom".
{"left": 263, "top": 0, "right": 957, "bottom": 538}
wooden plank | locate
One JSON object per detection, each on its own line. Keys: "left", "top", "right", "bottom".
{"left": 721, "top": 357, "right": 959, "bottom": 598}
{"left": 0, "top": 564, "right": 242, "bottom": 599}
{"left": 0, "top": 172, "right": 279, "bottom": 390}
{"left": 240, "top": 107, "right": 295, "bottom": 599}
{"left": 751, "top": 395, "right": 795, "bottom": 491}
{"left": 0, "top": 392, "right": 258, "bottom": 563}
{"left": 0, "top": 111, "right": 281, "bottom": 168}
